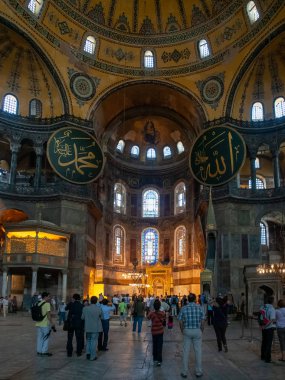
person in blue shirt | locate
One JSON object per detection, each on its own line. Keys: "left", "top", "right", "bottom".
{"left": 98, "top": 298, "right": 115, "bottom": 351}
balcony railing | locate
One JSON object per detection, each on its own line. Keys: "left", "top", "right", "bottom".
{"left": 2, "top": 253, "right": 68, "bottom": 269}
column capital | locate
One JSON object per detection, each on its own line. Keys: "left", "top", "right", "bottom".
{"left": 10, "top": 142, "right": 21, "bottom": 153}
{"left": 31, "top": 266, "right": 39, "bottom": 272}
{"left": 61, "top": 269, "right": 68, "bottom": 275}
{"left": 34, "top": 146, "right": 44, "bottom": 156}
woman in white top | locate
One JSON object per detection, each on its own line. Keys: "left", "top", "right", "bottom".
{"left": 276, "top": 299, "right": 285, "bottom": 362}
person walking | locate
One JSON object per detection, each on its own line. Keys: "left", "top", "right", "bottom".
{"left": 35, "top": 292, "right": 55, "bottom": 356}
{"left": 81, "top": 296, "right": 102, "bottom": 361}
{"left": 132, "top": 295, "right": 145, "bottom": 333}
{"left": 178, "top": 293, "right": 205, "bottom": 379}
{"left": 260, "top": 295, "right": 276, "bottom": 363}
{"left": 212, "top": 297, "right": 228, "bottom": 352}
{"left": 98, "top": 298, "right": 115, "bottom": 351}
{"left": 148, "top": 299, "right": 166, "bottom": 367}
{"left": 276, "top": 299, "right": 285, "bottom": 362}
{"left": 65, "top": 293, "right": 84, "bottom": 357}
{"left": 118, "top": 298, "right": 128, "bottom": 326}
{"left": 57, "top": 301, "right": 66, "bottom": 326}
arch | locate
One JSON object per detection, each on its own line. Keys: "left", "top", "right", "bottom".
{"left": 142, "top": 188, "right": 159, "bottom": 217}
{"left": 274, "top": 97, "right": 285, "bottom": 118}
{"left": 113, "top": 224, "right": 125, "bottom": 264}
{"left": 141, "top": 227, "right": 159, "bottom": 264}
{"left": 175, "top": 225, "right": 186, "bottom": 263}
{"left": 174, "top": 182, "right": 186, "bottom": 215}
{"left": 3, "top": 94, "right": 18, "bottom": 115}
{"left": 251, "top": 102, "right": 264, "bottom": 121}
{"left": 113, "top": 182, "right": 126, "bottom": 214}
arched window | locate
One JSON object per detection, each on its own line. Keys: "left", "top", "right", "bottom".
{"left": 113, "top": 225, "right": 125, "bottom": 263}
{"left": 247, "top": 1, "right": 260, "bottom": 24}
{"left": 142, "top": 189, "right": 159, "bottom": 217}
{"left": 113, "top": 183, "right": 126, "bottom": 214}
{"left": 177, "top": 141, "right": 185, "bottom": 154}
{"left": 28, "top": 0, "right": 43, "bottom": 15}
{"left": 131, "top": 145, "right": 140, "bottom": 157}
{"left": 142, "top": 228, "right": 159, "bottom": 264}
{"left": 84, "top": 36, "right": 96, "bottom": 55}
{"left": 198, "top": 39, "right": 210, "bottom": 59}
{"left": 3, "top": 94, "right": 18, "bottom": 115}
{"left": 174, "top": 182, "right": 186, "bottom": 214}
{"left": 255, "top": 157, "right": 260, "bottom": 169}
{"left": 144, "top": 50, "right": 154, "bottom": 68}
{"left": 249, "top": 177, "right": 265, "bottom": 189}
{"left": 274, "top": 97, "right": 285, "bottom": 118}
{"left": 29, "top": 99, "right": 42, "bottom": 117}
{"left": 163, "top": 146, "right": 172, "bottom": 158}
{"left": 252, "top": 102, "right": 264, "bottom": 121}
{"left": 175, "top": 226, "right": 186, "bottom": 262}
{"left": 146, "top": 148, "right": 156, "bottom": 159}
{"left": 260, "top": 222, "right": 267, "bottom": 245}
{"left": 116, "top": 140, "right": 125, "bottom": 153}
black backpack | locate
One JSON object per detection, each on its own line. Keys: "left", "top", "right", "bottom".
{"left": 31, "top": 301, "right": 46, "bottom": 321}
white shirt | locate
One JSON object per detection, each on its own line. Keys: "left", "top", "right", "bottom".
{"left": 276, "top": 307, "right": 285, "bottom": 328}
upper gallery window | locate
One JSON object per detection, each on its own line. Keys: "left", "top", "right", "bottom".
{"left": 113, "top": 183, "right": 126, "bottom": 214}
{"left": 142, "top": 189, "right": 159, "bottom": 217}
{"left": 84, "top": 36, "right": 96, "bottom": 55}
{"left": 28, "top": 0, "right": 43, "bottom": 15}
{"left": 175, "top": 226, "right": 186, "bottom": 261}
{"left": 252, "top": 102, "right": 264, "bottom": 121}
{"left": 146, "top": 148, "right": 156, "bottom": 159}
{"left": 174, "top": 182, "right": 186, "bottom": 214}
{"left": 3, "top": 94, "right": 18, "bottom": 115}
{"left": 260, "top": 222, "right": 267, "bottom": 245}
{"left": 116, "top": 140, "right": 125, "bottom": 153}
{"left": 177, "top": 141, "right": 185, "bottom": 154}
{"left": 29, "top": 99, "right": 42, "bottom": 117}
{"left": 274, "top": 97, "right": 285, "bottom": 118}
{"left": 131, "top": 145, "right": 140, "bottom": 157}
{"left": 249, "top": 177, "right": 265, "bottom": 189}
{"left": 163, "top": 146, "right": 172, "bottom": 158}
{"left": 255, "top": 157, "right": 260, "bottom": 169}
{"left": 113, "top": 225, "right": 125, "bottom": 262}
{"left": 144, "top": 50, "right": 154, "bottom": 68}
{"left": 142, "top": 228, "right": 159, "bottom": 264}
{"left": 198, "top": 39, "right": 210, "bottom": 59}
{"left": 247, "top": 1, "right": 260, "bottom": 24}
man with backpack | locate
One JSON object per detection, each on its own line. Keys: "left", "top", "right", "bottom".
{"left": 260, "top": 296, "right": 276, "bottom": 363}
{"left": 35, "top": 292, "right": 55, "bottom": 357}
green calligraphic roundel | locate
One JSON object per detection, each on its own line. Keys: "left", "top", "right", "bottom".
{"left": 47, "top": 127, "right": 105, "bottom": 184}
{"left": 189, "top": 126, "right": 246, "bottom": 186}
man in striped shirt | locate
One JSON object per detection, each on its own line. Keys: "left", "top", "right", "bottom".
{"left": 178, "top": 293, "right": 205, "bottom": 378}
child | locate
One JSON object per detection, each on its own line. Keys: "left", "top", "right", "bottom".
{"left": 147, "top": 299, "right": 165, "bottom": 366}
{"left": 167, "top": 315, "right": 174, "bottom": 329}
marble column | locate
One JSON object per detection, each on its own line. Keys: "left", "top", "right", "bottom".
{"left": 272, "top": 150, "right": 281, "bottom": 188}
{"left": 250, "top": 155, "right": 257, "bottom": 190}
{"left": 9, "top": 142, "right": 20, "bottom": 188}
{"left": 57, "top": 271, "right": 62, "bottom": 300}
{"left": 2, "top": 269, "right": 7, "bottom": 297}
{"left": 31, "top": 267, "right": 38, "bottom": 296}
{"left": 62, "top": 271, "right": 67, "bottom": 302}
{"left": 34, "top": 146, "right": 43, "bottom": 190}
{"left": 7, "top": 273, "right": 12, "bottom": 296}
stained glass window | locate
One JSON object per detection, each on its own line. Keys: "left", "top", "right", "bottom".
{"left": 142, "top": 189, "right": 159, "bottom": 217}
{"left": 84, "top": 36, "right": 96, "bottom": 54}
{"left": 260, "top": 222, "right": 267, "bottom": 245}
{"left": 249, "top": 177, "right": 265, "bottom": 189}
{"left": 252, "top": 102, "right": 264, "bottom": 121}
{"left": 3, "top": 94, "right": 18, "bottom": 115}
{"left": 174, "top": 182, "right": 186, "bottom": 214}
{"left": 142, "top": 228, "right": 159, "bottom": 264}
{"left": 274, "top": 97, "right": 285, "bottom": 118}
{"left": 247, "top": 1, "right": 260, "bottom": 24}
{"left": 114, "top": 183, "right": 126, "bottom": 214}
{"left": 175, "top": 226, "right": 186, "bottom": 260}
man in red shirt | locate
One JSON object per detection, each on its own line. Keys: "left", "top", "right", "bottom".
{"left": 147, "top": 299, "right": 166, "bottom": 367}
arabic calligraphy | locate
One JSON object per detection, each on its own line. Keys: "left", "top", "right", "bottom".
{"left": 190, "top": 126, "right": 246, "bottom": 186}
{"left": 47, "top": 127, "right": 104, "bottom": 184}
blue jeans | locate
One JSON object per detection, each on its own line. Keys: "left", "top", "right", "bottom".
{"left": 86, "top": 332, "right": 99, "bottom": 360}
{"left": 37, "top": 326, "right": 51, "bottom": 354}
{"left": 98, "top": 319, "right": 110, "bottom": 349}
{"left": 132, "top": 316, "right": 143, "bottom": 333}
{"left": 58, "top": 312, "right": 66, "bottom": 325}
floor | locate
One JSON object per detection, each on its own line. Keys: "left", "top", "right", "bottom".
{"left": 0, "top": 312, "right": 284, "bottom": 380}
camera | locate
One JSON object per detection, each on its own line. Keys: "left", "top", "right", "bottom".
{"left": 51, "top": 326, "right": 57, "bottom": 332}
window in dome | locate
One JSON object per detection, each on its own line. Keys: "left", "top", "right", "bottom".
{"left": 29, "top": 99, "right": 42, "bottom": 117}
{"left": 84, "top": 36, "right": 96, "bottom": 55}
{"left": 247, "top": 1, "right": 260, "bottom": 24}
{"left": 131, "top": 145, "right": 140, "bottom": 157}
{"left": 260, "top": 222, "right": 267, "bottom": 245}
{"left": 3, "top": 94, "right": 18, "bottom": 115}
{"left": 175, "top": 226, "right": 186, "bottom": 262}
{"left": 249, "top": 177, "right": 265, "bottom": 189}
{"left": 163, "top": 146, "right": 172, "bottom": 158}
{"left": 142, "top": 227, "right": 159, "bottom": 264}
{"left": 144, "top": 50, "right": 154, "bottom": 68}
{"left": 113, "top": 225, "right": 125, "bottom": 262}
{"left": 255, "top": 157, "right": 260, "bottom": 169}
{"left": 177, "top": 141, "right": 185, "bottom": 154}
{"left": 198, "top": 39, "right": 210, "bottom": 59}
{"left": 113, "top": 183, "right": 126, "bottom": 214}
{"left": 116, "top": 139, "right": 125, "bottom": 153}
{"left": 252, "top": 102, "right": 264, "bottom": 121}
{"left": 28, "top": 0, "right": 43, "bottom": 15}
{"left": 174, "top": 182, "right": 186, "bottom": 214}
{"left": 274, "top": 97, "right": 285, "bottom": 118}
{"left": 146, "top": 148, "right": 156, "bottom": 159}
{"left": 142, "top": 189, "right": 159, "bottom": 217}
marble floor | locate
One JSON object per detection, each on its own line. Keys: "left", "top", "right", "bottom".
{"left": 0, "top": 313, "right": 284, "bottom": 380}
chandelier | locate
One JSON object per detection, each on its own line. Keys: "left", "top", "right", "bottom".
{"left": 257, "top": 262, "right": 285, "bottom": 275}
{"left": 122, "top": 259, "right": 150, "bottom": 293}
